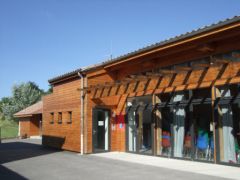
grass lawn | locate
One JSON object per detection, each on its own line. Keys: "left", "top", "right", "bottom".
{"left": 0, "top": 119, "right": 18, "bottom": 139}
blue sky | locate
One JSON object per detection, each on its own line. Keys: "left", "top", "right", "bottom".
{"left": 0, "top": 0, "right": 240, "bottom": 98}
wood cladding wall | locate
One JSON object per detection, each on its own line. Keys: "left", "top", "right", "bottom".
{"left": 42, "top": 79, "right": 81, "bottom": 152}
{"left": 19, "top": 114, "right": 41, "bottom": 137}
{"left": 19, "top": 119, "right": 30, "bottom": 137}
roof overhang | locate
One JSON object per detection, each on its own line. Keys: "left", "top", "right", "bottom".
{"left": 14, "top": 101, "right": 43, "bottom": 118}
{"left": 102, "top": 18, "right": 240, "bottom": 70}
{"left": 48, "top": 68, "right": 82, "bottom": 85}
{"left": 15, "top": 113, "right": 42, "bottom": 118}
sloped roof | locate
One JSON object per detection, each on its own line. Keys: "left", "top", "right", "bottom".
{"left": 48, "top": 68, "right": 82, "bottom": 84}
{"left": 48, "top": 15, "right": 240, "bottom": 84}
{"left": 14, "top": 101, "right": 43, "bottom": 118}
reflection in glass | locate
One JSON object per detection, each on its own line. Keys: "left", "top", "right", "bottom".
{"left": 173, "top": 93, "right": 185, "bottom": 158}
{"left": 127, "top": 96, "right": 152, "bottom": 154}
{"left": 138, "top": 107, "right": 152, "bottom": 154}
{"left": 194, "top": 104, "right": 213, "bottom": 161}
{"left": 128, "top": 109, "right": 137, "bottom": 152}
{"left": 218, "top": 86, "right": 240, "bottom": 164}
{"left": 161, "top": 107, "right": 172, "bottom": 157}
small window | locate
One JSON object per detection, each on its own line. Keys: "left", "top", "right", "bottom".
{"left": 67, "top": 111, "right": 72, "bottom": 124}
{"left": 50, "top": 112, "right": 54, "bottom": 124}
{"left": 58, "top": 112, "right": 62, "bottom": 124}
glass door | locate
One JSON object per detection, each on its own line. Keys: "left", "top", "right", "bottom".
{"left": 92, "top": 108, "right": 110, "bottom": 153}
{"left": 137, "top": 106, "right": 153, "bottom": 155}
{"left": 127, "top": 108, "right": 137, "bottom": 152}
{"left": 192, "top": 88, "right": 213, "bottom": 162}
{"left": 193, "top": 104, "right": 213, "bottom": 161}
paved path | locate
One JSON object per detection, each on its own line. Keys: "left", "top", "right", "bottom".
{"left": 0, "top": 139, "right": 238, "bottom": 180}
{"left": 93, "top": 152, "right": 240, "bottom": 180}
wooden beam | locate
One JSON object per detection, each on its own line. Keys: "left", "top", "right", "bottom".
{"left": 197, "top": 44, "right": 215, "bottom": 52}
{"left": 77, "top": 87, "right": 90, "bottom": 91}
{"left": 129, "top": 74, "right": 148, "bottom": 80}
{"left": 145, "top": 72, "right": 163, "bottom": 77}
{"left": 174, "top": 66, "right": 192, "bottom": 72}
{"left": 159, "top": 69, "right": 177, "bottom": 74}
{"left": 191, "top": 62, "right": 211, "bottom": 69}
{"left": 88, "top": 85, "right": 97, "bottom": 90}
{"left": 124, "top": 77, "right": 134, "bottom": 81}
{"left": 115, "top": 80, "right": 122, "bottom": 85}
{"left": 129, "top": 75, "right": 136, "bottom": 79}
{"left": 94, "top": 84, "right": 100, "bottom": 89}
{"left": 120, "top": 78, "right": 134, "bottom": 84}
{"left": 213, "top": 59, "right": 230, "bottom": 64}
{"left": 95, "top": 84, "right": 106, "bottom": 89}
{"left": 88, "top": 80, "right": 128, "bottom": 91}
{"left": 104, "top": 82, "right": 114, "bottom": 87}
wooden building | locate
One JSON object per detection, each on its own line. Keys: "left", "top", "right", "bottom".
{"left": 14, "top": 101, "right": 42, "bottom": 138}
{"left": 43, "top": 16, "right": 240, "bottom": 166}
{"left": 42, "top": 69, "right": 81, "bottom": 151}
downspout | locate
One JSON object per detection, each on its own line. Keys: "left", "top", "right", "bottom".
{"left": 78, "top": 72, "right": 84, "bottom": 155}
{"left": 18, "top": 120, "right": 20, "bottom": 137}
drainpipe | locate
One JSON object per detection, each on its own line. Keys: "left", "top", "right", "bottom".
{"left": 78, "top": 72, "right": 84, "bottom": 155}
{"left": 18, "top": 120, "right": 20, "bottom": 137}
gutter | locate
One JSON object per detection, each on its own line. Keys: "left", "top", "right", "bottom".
{"left": 78, "top": 72, "right": 84, "bottom": 155}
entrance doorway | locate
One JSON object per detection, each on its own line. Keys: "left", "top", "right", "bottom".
{"left": 92, "top": 108, "right": 110, "bottom": 153}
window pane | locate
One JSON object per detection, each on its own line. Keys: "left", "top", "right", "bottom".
{"left": 193, "top": 104, "right": 213, "bottom": 161}
{"left": 218, "top": 87, "right": 240, "bottom": 164}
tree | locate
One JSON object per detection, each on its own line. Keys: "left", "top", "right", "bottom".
{"left": 1, "top": 97, "right": 14, "bottom": 120}
{"left": 45, "top": 85, "right": 53, "bottom": 95}
{"left": 0, "top": 99, "right": 5, "bottom": 120}
{"left": 12, "top": 81, "right": 44, "bottom": 108}
{"left": 1, "top": 82, "right": 44, "bottom": 120}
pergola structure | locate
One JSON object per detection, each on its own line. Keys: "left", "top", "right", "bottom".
{"left": 79, "top": 55, "right": 236, "bottom": 95}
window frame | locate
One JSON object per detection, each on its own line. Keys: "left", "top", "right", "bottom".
{"left": 50, "top": 112, "right": 54, "bottom": 124}
{"left": 58, "top": 112, "right": 62, "bottom": 124}
{"left": 67, "top": 111, "right": 72, "bottom": 124}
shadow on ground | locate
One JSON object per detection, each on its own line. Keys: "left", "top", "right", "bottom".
{"left": 0, "top": 165, "right": 27, "bottom": 180}
{"left": 0, "top": 141, "right": 60, "bottom": 164}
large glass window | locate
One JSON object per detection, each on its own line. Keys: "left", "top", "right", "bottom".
{"left": 126, "top": 84, "right": 240, "bottom": 165}
{"left": 126, "top": 96, "right": 153, "bottom": 155}
{"left": 127, "top": 107, "right": 137, "bottom": 152}
{"left": 217, "top": 85, "right": 240, "bottom": 164}
{"left": 125, "top": 50, "right": 240, "bottom": 166}
{"left": 193, "top": 104, "right": 213, "bottom": 161}
{"left": 172, "top": 92, "right": 188, "bottom": 158}
{"left": 160, "top": 107, "right": 172, "bottom": 157}
{"left": 155, "top": 93, "right": 172, "bottom": 157}
{"left": 192, "top": 88, "right": 213, "bottom": 162}
{"left": 155, "top": 91, "right": 191, "bottom": 158}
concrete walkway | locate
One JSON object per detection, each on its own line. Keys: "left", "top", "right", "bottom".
{"left": 1, "top": 139, "right": 239, "bottom": 180}
{"left": 92, "top": 152, "right": 240, "bottom": 180}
